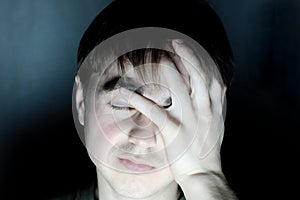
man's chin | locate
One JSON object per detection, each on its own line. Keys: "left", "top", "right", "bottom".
{"left": 114, "top": 177, "right": 159, "bottom": 199}
{"left": 99, "top": 165, "right": 169, "bottom": 198}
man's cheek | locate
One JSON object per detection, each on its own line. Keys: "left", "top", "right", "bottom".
{"left": 85, "top": 119, "right": 123, "bottom": 162}
{"left": 98, "top": 117, "right": 129, "bottom": 143}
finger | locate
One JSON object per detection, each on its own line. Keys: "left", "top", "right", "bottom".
{"left": 159, "top": 62, "right": 194, "bottom": 121}
{"left": 197, "top": 78, "right": 225, "bottom": 158}
{"left": 172, "top": 39, "right": 211, "bottom": 117}
{"left": 171, "top": 54, "right": 191, "bottom": 93}
{"left": 198, "top": 114, "right": 224, "bottom": 159}
{"left": 120, "top": 88, "right": 179, "bottom": 142}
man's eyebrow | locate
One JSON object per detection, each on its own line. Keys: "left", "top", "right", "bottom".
{"left": 101, "top": 76, "right": 143, "bottom": 94}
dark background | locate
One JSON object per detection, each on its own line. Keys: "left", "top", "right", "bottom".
{"left": 1, "top": 0, "right": 299, "bottom": 199}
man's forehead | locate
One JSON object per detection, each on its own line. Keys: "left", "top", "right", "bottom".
{"left": 96, "top": 58, "right": 174, "bottom": 94}
{"left": 101, "top": 55, "right": 174, "bottom": 78}
{"left": 99, "top": 60, "right": 141, "bottom": 85}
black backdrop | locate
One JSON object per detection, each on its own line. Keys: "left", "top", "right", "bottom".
{"left": 1, "top": 0, "right": 299, "bottom": 199}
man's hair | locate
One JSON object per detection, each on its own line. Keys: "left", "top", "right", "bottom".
{"left": 77, "top": 0, "right": 234, "bottom": 87}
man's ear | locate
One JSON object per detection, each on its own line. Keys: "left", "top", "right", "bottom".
{"left": 222, "top": 86, "right": 227, "bottom": 105}
{"left": 222, "top": 86, "right": 227, "bottom": 119}
{"left": 75, "top": 75, "right": 85, "bottom": 126}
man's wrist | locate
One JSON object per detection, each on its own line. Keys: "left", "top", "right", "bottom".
{"left": 178, "top": 171, "right": 238, "bottom": 200}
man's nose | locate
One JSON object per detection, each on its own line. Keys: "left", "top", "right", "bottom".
{"left": 128, "top": 113, "right": 157, "bottom": 148}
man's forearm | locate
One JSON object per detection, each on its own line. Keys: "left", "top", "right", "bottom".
{"left": 178, "top": 172, "right": 238, "bottom": 200}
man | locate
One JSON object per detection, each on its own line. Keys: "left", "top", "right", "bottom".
{"left": 71, "top": 0, "right": 237, "bottom": 199}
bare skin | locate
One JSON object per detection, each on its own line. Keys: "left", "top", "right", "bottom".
{"left": 75, "top": 40, "right": 237, "bottom": 199}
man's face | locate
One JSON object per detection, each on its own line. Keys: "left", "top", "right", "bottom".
{"left": 81, "top": 57, "right": 179, "bottom": 198}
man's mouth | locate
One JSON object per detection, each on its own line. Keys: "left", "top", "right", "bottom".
{"left": 118, "top": 157, "right": 155, "bottom": 172}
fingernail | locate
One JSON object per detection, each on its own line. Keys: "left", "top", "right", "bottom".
{"left": 174, "top": 39, "right": 183, "bottom": 45}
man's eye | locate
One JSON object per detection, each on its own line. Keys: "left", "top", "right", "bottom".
{"left": 111, "top": 105, "right": 135, "bottom": 111}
